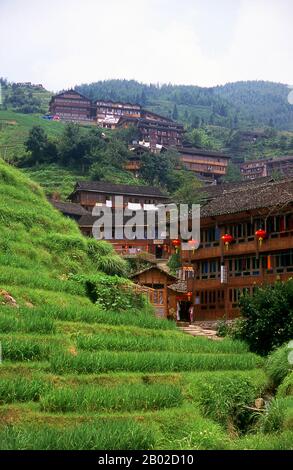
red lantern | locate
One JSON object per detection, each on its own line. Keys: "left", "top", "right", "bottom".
{"left": 187, "top": 291, "right": 192, "bottom": 301}
{"left": 255, "top": 228, "right": 267, "bottom": 247}
{"left": 221, "top": 234, "right": 234, "bottom": 250}
{"left": 188, "top": 239, "right": 198, "bottom": 254}
{"left": 172, "top": 239, "right": 181, "bottom": 253}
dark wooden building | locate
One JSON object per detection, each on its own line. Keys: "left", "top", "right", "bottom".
{"left": 240, "top": 156, "right": 293, "bottom": 180}
{"left": 69, "top": 181, "right": 171, "bottom": 259}
{"left": 49, "top": 90, "right": 95, "bottom": 122}
{"left": 69, "top": 181, "right": 169, "bottom": 211}
{"left": 117, "top": 114, "right": 184, "bottom": 148}
{"left": 131, "top": 265, "right": 177, "bottom": 318}
{"left": 96, "top": 100, "right": 141, "bottom": 128}
{"left": 179, "top": 177, "right": 293, "bottom": 320}
{"left": 177, "top": 147, "right": 230, "bottom": 183}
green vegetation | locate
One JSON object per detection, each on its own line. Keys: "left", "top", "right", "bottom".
{"left": 266, "top": 344, "right": 293, "bottom": 387}
{"left": 75, "top": 79, "right": 293, "bottom": 131}
{"left": 0, "top": 156, "right": 292, "bottom": 449}
{"left": 50, "top": 350, "right": 262, "bottom": 375}
{"left": 231, "top": 280, "right": 293, "bottom": 355}
{"left": 1, "top": 79, "right": 293, "bottom": 198}
{"left": 18, "top": 122, "right": 196, "bottom": 199}
{"left": 0, "top": 79, "right": 51, "bottom": 114}
{"left": 40, "top": 383, "right": 182, "bottom": 413}
{"left": 76, "top": 332, "right": 248, "bottom": 354}
{"left": 0, "top": 377, "right": 50, "bottom": 404}
{"left": 0, "top": 421, "right": 154, "bottom": 450}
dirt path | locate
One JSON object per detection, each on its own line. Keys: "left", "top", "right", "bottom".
{"left": 177, "top": 321, "right": 221, "bottom": 340}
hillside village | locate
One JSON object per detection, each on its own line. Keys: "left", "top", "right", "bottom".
{"left": 0, "top": 79, "right": 292, "bottom": 452}
{"left": 1, "top": 0, "right": 293, "bottom": 456}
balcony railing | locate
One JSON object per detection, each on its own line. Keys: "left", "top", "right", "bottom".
{"left": 182, "top": 229, "right": 293, "bottom": 260}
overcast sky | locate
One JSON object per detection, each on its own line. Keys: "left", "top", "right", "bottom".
{"left": 0, "top": 0, "right": 292, "bottom": 91}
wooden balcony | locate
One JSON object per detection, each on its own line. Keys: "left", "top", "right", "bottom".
{"left": 193, "top": 269, "right": 292, "bottom": 290}
{"left": 182, "top": 230, "right": 293, "bottom": 261}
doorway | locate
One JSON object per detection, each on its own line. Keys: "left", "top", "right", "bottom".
{"left": 178, "top": 301, "right": 192, "bottom": 322}
{"left": 155, "top": 245, "right": 163, "bottom": 259}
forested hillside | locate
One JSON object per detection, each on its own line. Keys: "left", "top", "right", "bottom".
{"left": 75, "top": 79, "right": 293, "bottom": 131}
{"left": 1, "top": 78, "right": 293, "bottom": 197}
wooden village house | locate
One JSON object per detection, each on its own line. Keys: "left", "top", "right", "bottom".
{"left": 49, "top": 90, "right": 96, "bottom": 123}
{"left": 240, "top": 155, "right": 293, "bottom": 180}
{"left": 178, "top": 177, "right": 293, "bottom": 320}
{"left": 68, "top": 181, "right": 171, "bottom": 259}
{"left": 131, "top": 265, "right": 177, "bottom": 318}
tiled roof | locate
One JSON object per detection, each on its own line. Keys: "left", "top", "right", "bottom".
{"left": 167, "top": 280, "right": 188, "bottom": 293}
{"left": 51, "top": 200, "right": 90, "bottom": 217}
{"left": 130, "top": 264, "right": 177, "bottom": 279}
{"left": 201, "top": 177, "right": 293, "bottom": 218}
{"left": 198, "top": 177, "right": 276, "bottom": 202}
{"left": 78, "top": 214, "right": 98, "bottom": 226}
{"left": 73, "top": 181, "right": 168, "bottom": 198}
{"left": 177, "top": 146, "right": 230, "bottom": 159}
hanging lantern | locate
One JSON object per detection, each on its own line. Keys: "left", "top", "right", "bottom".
{"left": 221, "top": 234, "right": 234, "bottom": 250}
{"left": 187, "top": 291, "right": 192, "bottom": 301}
{"left": 255, "top": 228, "right": 267, "bottom": 247}
{"left": 188, "top": 239, "right": 198, "bottom": 254}
{"left": 172, "top": 239, "right": 181, "bottom": 253}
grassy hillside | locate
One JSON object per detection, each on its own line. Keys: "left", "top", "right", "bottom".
{"left": 0, "top": 160, "right": 292, "bottom": 449}
{"left": 0, "top": 109, "right": 97, "bottom": 163}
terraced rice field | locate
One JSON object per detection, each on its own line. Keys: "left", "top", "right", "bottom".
{"left": 0, "top": 158, "right": 292, "bottom": 450}
{"left": 1, "top": 293, "right": 283, "bottom": 450}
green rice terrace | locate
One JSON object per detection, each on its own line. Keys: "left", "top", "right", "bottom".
{"left": 0, "top": 158, "right": 292, "bottom": 450}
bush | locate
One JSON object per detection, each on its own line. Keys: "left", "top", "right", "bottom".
{"left": 258, "top": 398, "right": 286, "bottom": 433}
{"left": 277, "top": 372, "right": 293, "bottom": 397}
{"left": 196, "top": 375, "right": 266, "bottom": 430}
{"left": 216, "top": 319, "right": 231, "bottom": 337}
{"left": 234, "top": 280, "right": 293, "bottom": 355}
{"left": 266, "top": 344, "right": 293, "bottom": 386}
{"left": 86, "top": 239, "right": 128, "bottom": 276}
{"left": 72, "top": 273, "right": 147, "bottom": 311}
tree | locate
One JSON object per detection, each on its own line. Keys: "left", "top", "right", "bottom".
{"left": 172, "top": 104, "right": 179, "bottom": 120}
{"left": 279, "top": 135, "right": 288, "bottom": 152}
{"left": 140, "top": 90, "right": 147, "bottom": 106}
{"left": 191, "top": 115, "right": 200, "bottom": 129}
{"left": 25, "top": 126, "right": 57, "bottom": 165}
{"left": 58, "top": 123, "right": 83, "bottom": 167}
{"left": 98, "top": 138, "right": 131, "bottom": 169}
{"left": 223, "top": 162, "right": 242, "bottom": 182}
{"left": 139, "top": 149, "right": 179, "bottom": 191}
{"left": 233, "top": 280, "right": 293, "bottom": 355}
{"left": 172, "top": 171, "right": 203, "bottom": 205}
{"left": 187, "top": 128, "right": 216, "bottom": 149}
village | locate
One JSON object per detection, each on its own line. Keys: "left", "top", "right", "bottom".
{"left": 49, "top": 90, "right": 293, "bottom": 327}
{"left": 1, "top": 0, "right": 293, "bottom": 456}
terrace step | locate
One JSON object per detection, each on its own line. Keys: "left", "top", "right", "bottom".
{"left": 177, "top": 323, "right": 221, "bottom": 340}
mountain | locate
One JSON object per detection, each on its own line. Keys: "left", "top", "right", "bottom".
{"left": 75, "top": 79, "right": 293, "bottom": 131}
